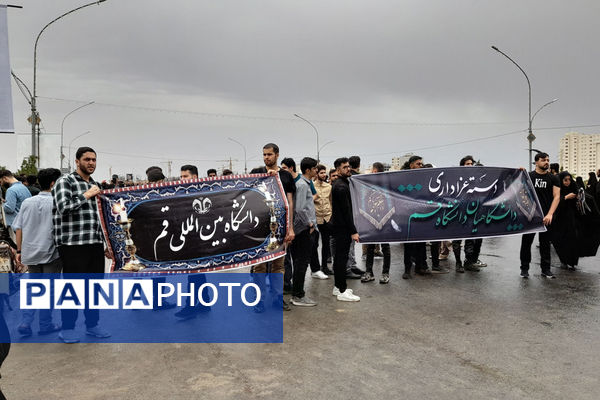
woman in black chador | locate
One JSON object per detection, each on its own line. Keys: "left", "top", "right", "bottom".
{"left": 552, "top": 171, "right": 580, "bottom": 270}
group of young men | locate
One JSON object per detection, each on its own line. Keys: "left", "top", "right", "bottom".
{"left": 0, "top": 142, "right": 569, "bottom": 340}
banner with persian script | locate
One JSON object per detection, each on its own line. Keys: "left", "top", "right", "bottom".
{"left": 0, "top": 5, "right": 15, "bottom": 133}
{"left": 350, "top": 167, "right": 545, "bottom": 243}
{"left": 97, "top": 175, "right": 289, "bottom": 272}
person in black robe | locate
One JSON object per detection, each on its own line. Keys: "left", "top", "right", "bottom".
{"left": 552, "top": 171, "right": 580, "bottom": 270}
{"left": 576, "top": 179, "right": 600, "bottom": 259}
{"left": 587, "top": 171, "right": 599, "bottom": 205}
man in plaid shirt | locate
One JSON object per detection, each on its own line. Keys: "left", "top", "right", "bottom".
{"left": 52, "top": 146, "right": 110, "bottom": 343}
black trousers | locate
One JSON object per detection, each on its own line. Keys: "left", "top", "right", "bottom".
{"left": 452, "top": 239, "right": 482, "bottom": 264}
{"left": 310, "top": 223, "right": 331, "bottom": 272}
{"left": 333, "top": 231, "right": 352, "bottom": 293}
{"left": 404, "top": 242, "right": 426, "bottom": 273}
{"left": 58, "top": 243, "right": 105, "bottom": 330}
{"left": 283, "top": 252, "right": 293, "bottom": 289}
{"left": 290, "top": 229, "right": 312, "bottom": 298}
{"left": 430, "top": 242, "right": 440, "bottom": 268}
{"left": 520, "top": 232, "right": 551, "bottom": 272}
{"left": 365, "top": 243, "right": 390, "bottom": 274}
{"left": 309, "top": 229, "right": 321, "bottom": 273}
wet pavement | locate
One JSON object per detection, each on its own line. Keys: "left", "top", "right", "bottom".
{"left": 2, "top": 235, "right": 599, "bottom": 399}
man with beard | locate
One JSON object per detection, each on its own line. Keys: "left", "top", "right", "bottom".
{"left": 53, "top": 147, "right": 110, "bottom": 343}
{"left": 330, "top": 157, "right": 361, "bottom": 302}
{"left": 311, "top": 164, "right": 334, "bottom": 276}
{"left": 251, "top": 143, "right": 295, "bottom": 312}
{"left": 519, "top": 152, "right": 560, "bottom": 278}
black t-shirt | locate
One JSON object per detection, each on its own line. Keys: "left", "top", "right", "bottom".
{"left": 250, "top": 166, "right": 296, "bottom": 195}
{"left": 529, "top": 171, "right": 559, "bottom": 213}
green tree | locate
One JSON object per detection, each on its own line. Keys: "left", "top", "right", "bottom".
{"left": 16, "top": 155, "right": 38, "bottom": 176}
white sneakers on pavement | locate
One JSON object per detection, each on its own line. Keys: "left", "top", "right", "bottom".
{"left": 311, "top": 271, "right": 329, "bottom": 280}
{"left": 332, "top": 287, "right": 353, "bottom": 296}
{"left": 336, "top": 290, "right": 360, "bottom": 302}
{"left": 332, "top": 286, "right": 360, "bottom": 301}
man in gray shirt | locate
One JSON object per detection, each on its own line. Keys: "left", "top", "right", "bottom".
{"left": 289, "top": 157, "right": 319, "bottom": 307}
{"left": 13, "top": 168, "right": 63, "bottom": 337}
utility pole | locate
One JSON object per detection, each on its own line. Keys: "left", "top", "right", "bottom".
{"left": 31, "top": 0, "right": 108, "bottom": 166}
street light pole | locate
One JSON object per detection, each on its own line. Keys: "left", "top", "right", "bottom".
{"left": 60, "top": 101, "right": 94, "bottom": 172}
{"left": 67, "top": 130, "right": 91, "bottom": 173}
{"left": 31, "top": 0, "right": 108, "bottom": 165}
{"left": 228, "top": 137, "right": 247, "bottom": 174}
{"left": 294, "top": 113, "right": 320, "bottom": 162}
{"left": 532, "top": 98, "right": 558, "bottom": 124}
{"left": 491, "top": 45, "right": 534, "bottom": 170}
{"left": 318, "top": 140, "right": 335, "bottom": 160}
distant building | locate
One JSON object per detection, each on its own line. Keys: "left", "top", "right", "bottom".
{"left": 559, "top": 132, "right": 600, "bottom": 177}
{"left": 390, "top": 153, "right": 415, "bottom": 171}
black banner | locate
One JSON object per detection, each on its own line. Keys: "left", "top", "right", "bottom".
{"left": 350, "top": 167, "right": 545, "bottom": 243}
{"left": 98, "top": 175, "right": 288, "bottom": 272}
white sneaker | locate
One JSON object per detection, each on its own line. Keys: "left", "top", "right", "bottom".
{"left": 332, "top": 287, "right": 353, "bottom": 296}
{"left": 337, "top": 290, "right": 360, "bottom": 302}
{"left": 311, "top": 271, "right": 329, "bottom": 280}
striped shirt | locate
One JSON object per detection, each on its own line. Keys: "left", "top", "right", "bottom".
{"left": 52, "top": 172, "right": 103, "bottom": 246}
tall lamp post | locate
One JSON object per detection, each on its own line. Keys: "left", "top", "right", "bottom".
{"left": 294, "top": 113, "right": 320, "bottom": 162}
{"left": 67, "top": 130, "right": 91, "bottom": 173}
{"left": 491, "top": 46, "right": 558, "bottom": 171}
{"left": 228, "top": 137, "right": 247, "bottom": 174}
{"left": 491, "top": 45, "right": 533, "bottom": 170}
{"left": 318, "top": 140, "right": 335, "bottom": 162}
{"left": 31, "top": 0, "right": 108, "bottom": 165}
{"left": 60, "top": 101, "right": 94, "bottom": 172}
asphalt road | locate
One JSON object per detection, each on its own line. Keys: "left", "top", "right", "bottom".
{"left": 2, "top": 235, "right": 599, "bottom": 400}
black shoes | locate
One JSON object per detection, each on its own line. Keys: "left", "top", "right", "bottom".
{"left": 541, "top": 270, "right": 556, "bottom": 279}
{"left": 520, "top": 270, "right": 529, "bottom": 278}
{"left": 174, "top": 304, "right": 211, "bottom": 320}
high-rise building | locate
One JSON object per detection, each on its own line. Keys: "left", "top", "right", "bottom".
{"left": 390, "top": 153, "right": 415, "bottom": 171}
{"left": 559, "top": 132, "right": 600, "bottom": 177}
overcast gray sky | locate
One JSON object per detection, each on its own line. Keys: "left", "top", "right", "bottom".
{"left": 2, "top": 0, "right": 599, "bottom": 179}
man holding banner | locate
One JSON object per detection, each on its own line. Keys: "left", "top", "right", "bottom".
{"left": 452, "top": 155, "right": 487, "bottom": 273}
{"left": 330, "top": 158, "right": 361, "bottom": 302}
{"left": 251, "top": 143, "right": 296, "bottom": 312}
{"left": 519, "top": 152, "right": 560, "bottom": 279}
{"left": 53, "top": 147, "right": 110, "bottom": 343}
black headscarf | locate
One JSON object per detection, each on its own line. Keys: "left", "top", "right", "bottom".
{"left": 575, "top": 176, "right": 585, "bottom": 190}
{"left": 559, "top": 171, "right": 577, "bottom": 197}
{"left": 587, "top": 172, "right": 598, "bottom": 193}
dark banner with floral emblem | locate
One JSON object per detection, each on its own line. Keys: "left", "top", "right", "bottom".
{"left": 349, "top": 167, "right": 545, "bottom": 243}
{"left": 97, "top": 175, "right": 288, "bottom": 273}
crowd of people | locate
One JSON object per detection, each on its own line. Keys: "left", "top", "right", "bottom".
{"left": 1, "top": 144, "right": 599, "bottom": 342}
